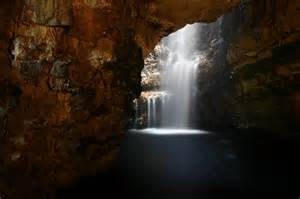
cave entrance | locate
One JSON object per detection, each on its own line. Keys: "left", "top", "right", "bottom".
{"left": 131, "top": 19, "right": 225, "bottom": 134}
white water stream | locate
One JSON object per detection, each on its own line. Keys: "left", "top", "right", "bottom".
{"left": 160, "top": 24, "right": 200, "bottom": 128}
{"left": 136, "top": 23, "right": 203, "bottom": 134}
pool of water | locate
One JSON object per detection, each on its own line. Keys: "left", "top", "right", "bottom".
{"left": 129, "top": 128, "right": 210, "bottom": 135}
{"left": 57, "top": 130, "right": 300, "bottom": 199}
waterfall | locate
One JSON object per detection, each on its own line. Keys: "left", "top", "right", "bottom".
{"left": 134, "top": 23, "right": 203, "bottom": 132}
{"left": 160, "top": 24, "right": 200, "bottom": 128}
{"left": 147, "top": 94, "right": 161, "bottom": 127}
{"left": 147, "top": 98, "right": 151, "bottom": 127}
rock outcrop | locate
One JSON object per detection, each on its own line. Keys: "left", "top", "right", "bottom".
{"left": 226, "top": 0, "right": 300, "bottom": 131}
{"left": 133, "top": 0, "right": 240, "bottom": 55}
{"left": 194, "top": 0, "right": 300, "bottom": 131}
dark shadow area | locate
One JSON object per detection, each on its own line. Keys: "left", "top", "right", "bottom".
{"left": 56, "top": 130, "right": 300, "bottom": 199}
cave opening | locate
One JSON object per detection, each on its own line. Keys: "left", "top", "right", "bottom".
{"left": 131, "top": 18, "right": 226, "bottom": 134}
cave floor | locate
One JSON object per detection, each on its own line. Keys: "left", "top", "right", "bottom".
{"left": 57, "top": 131, "right": 300, "bottom": 199}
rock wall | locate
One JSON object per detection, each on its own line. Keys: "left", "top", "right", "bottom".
{"left": 133, "top": 0, "right": 240, "bottom": 55}
{"left": 196, "top": 0, "right": 300, "bottom": 131}
{"left": 1, "top": 1, "right": 143, "bottom": 198}
{"left": 0, "top": 0, "right": 240, "bottom": 198}
{"left": 227, "top": 0, "right": 300, "bottom": 131}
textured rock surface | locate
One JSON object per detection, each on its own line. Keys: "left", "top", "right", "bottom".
{"left": 0, "top": 0, "right": 240, "bottom": 198}
{"left": 194, "top": 0, "right": 300, "bottom": 131}
{"left": 134, "top": 0, "right": 240, "bottom": 55}
{"left": 141, "top": 45, "right": 162, "bottom": 91}
{"left": 225, "top": 0, "right": 300, "bottom": 131}
{"left": 24, "top": 0, "right": 72, "bottom": 26}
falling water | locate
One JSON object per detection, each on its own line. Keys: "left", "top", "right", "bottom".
{"left": 160, "top": 24, "right": 200, "bottom": 128}
{"left": 136, "top": 23, "right": 202, "bottom": 133}
{"left": 147, "top": 98, "right": 151, "bottom": 127}
{"left": 146, "top": 94, "right": 161, "bottom": 127}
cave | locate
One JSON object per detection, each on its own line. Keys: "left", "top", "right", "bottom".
{"left": 0, "top": 0, "right": 300, "bottom": 198}
{"left": 132, "top": 19, "right": 226, "bottom": 131}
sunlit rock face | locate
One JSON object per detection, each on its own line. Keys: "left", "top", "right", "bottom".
{"left": 141, "top": 45, "right": 162, "bottom": 91}
{"left": 0, "top": 0, "right": 240, "bottom": 198}
{"left": 134, "top": 46, "right": 162, "bottom": 128}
